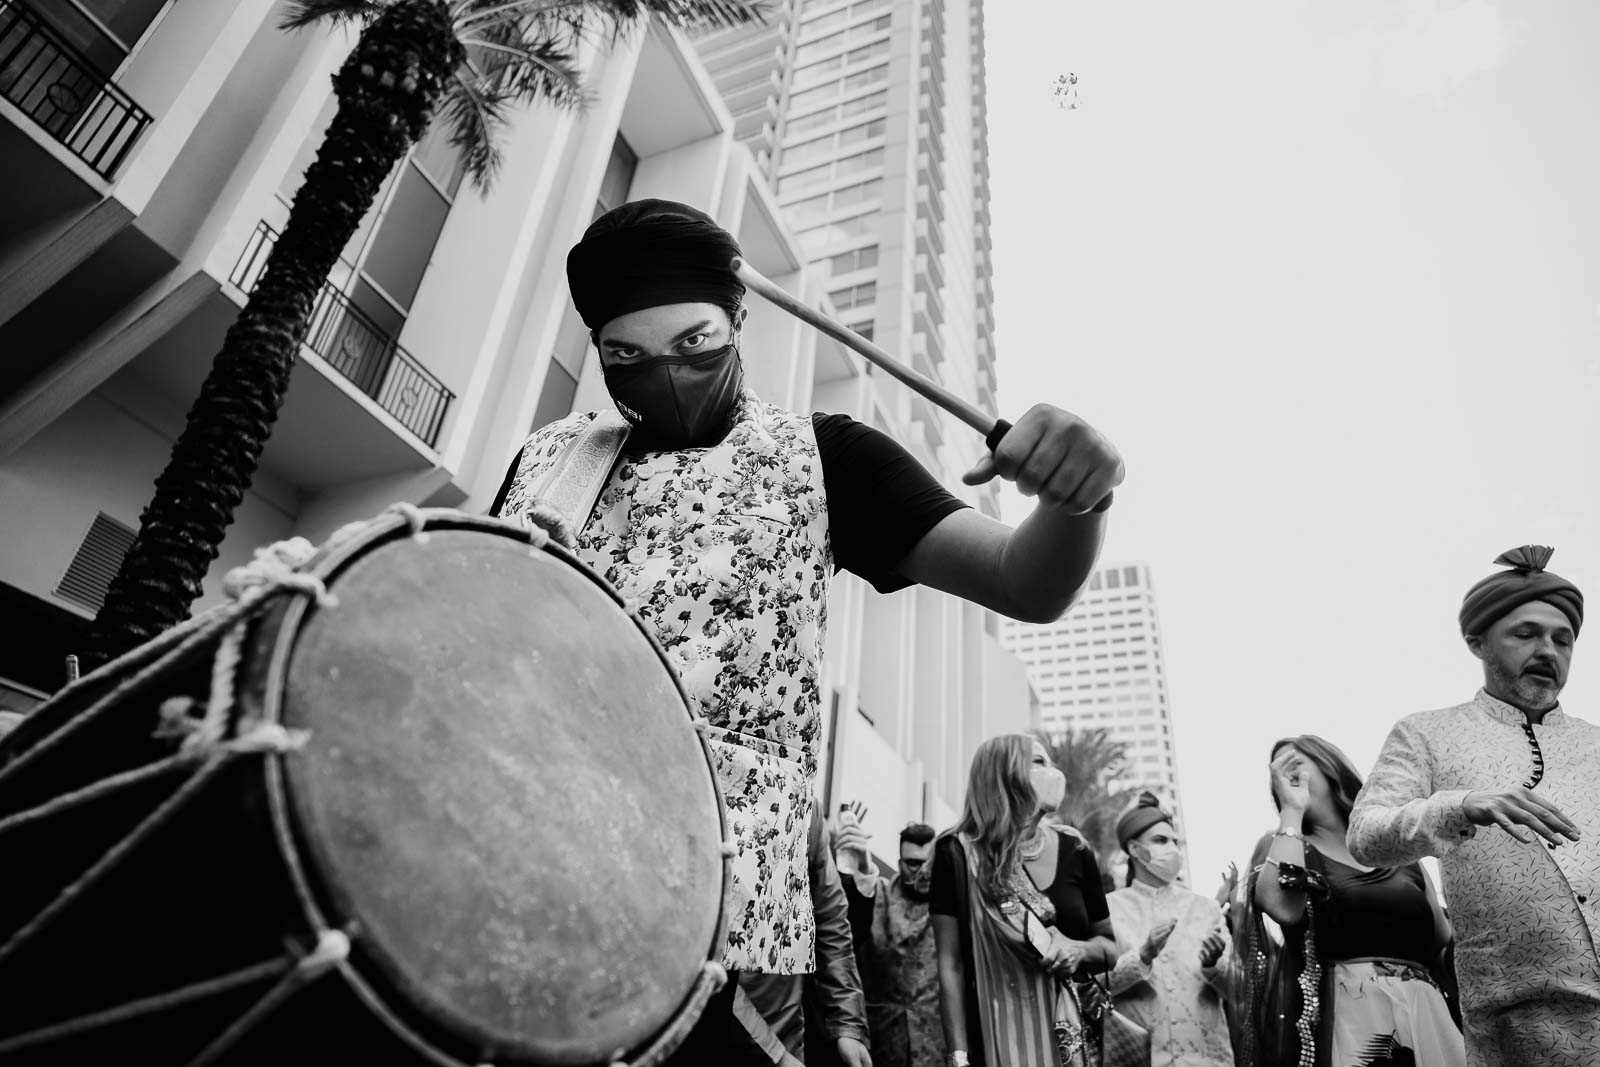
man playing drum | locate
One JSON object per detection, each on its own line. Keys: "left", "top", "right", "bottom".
{"left": 492, "top": 199, "right": 1123, "bottom": 1064}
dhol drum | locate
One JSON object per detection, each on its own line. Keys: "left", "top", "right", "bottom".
{"left": 0, "top": 508, "right": 729, "bottom": 1066}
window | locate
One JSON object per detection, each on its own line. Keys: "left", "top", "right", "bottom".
{"left": 794, "top": 31, "right": 847, "bottom": 65}
{"left": 829, "top": 281, "right": 875, "bottom": 310}
{"left": 1124, "top": 566, "right": 1140, "bottom": 587}
{"left": 776, "top": 161, "right": 834, "bottom": 193}
{"left": 838, "top": 117, "right": 886, "bottom": 146}
{"left": 792, "top": 56, "right": 846, "bottom": 90}
{"left": 37, "top": 0, "right": 172, "bottom": 76}
{"left": 825, "top": 245, "right": 878, "bottom": 274}
{"left": 786, "top": 191, "right": 833, "bottom": 221}
{"left": 834, "top": 177, "right": 882, "bottom": 206}
{"left": 534, "top": 134, "right": 635, "bottom": 430}
{"left": 845, "top": 40, "right": 888, "bottom": 64}
{"left": 798, "top": 211, "right": 878, "bottom": 252}
{"left": 776, "top": 148, "right": 882, "bottom": 194}
{"left": 843, "top": 64, "right": 889, "bottom": 91}
{"left": 841, "top": 89, "right": 889, "bottom": 118}
{"left": 837, "top": 146, "right": 883, "bottom": 175}
{"left": 781, "top": 119, "right": 885, "bottom": 173}
{"left": 786, "top": 107, "right": 843, "bottom": 139}
{"left": 781, "top": 137, "right": 840, "bottom": 169}
{"left": 852, "top": 321, "right": 875, "bottom": 341}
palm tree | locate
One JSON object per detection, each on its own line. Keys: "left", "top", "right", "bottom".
{"left": 86, "top": 0, "right": 764, "bottom": 666}
{"left": 1039, "top": 724, "right": 1140, "bottom": 883}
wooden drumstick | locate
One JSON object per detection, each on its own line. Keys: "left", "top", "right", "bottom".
{"left": 731, "top": 257, "right": 1012, "bottom": 452}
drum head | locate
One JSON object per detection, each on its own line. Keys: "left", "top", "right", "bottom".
{"left": 271, "top": 524, "right": 724, "bottom": 1064}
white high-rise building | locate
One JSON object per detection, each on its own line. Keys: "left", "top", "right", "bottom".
{"left": 1001, "top": 562, "right": 1188, "bottom": 861}
{"left": 689, "top": 0, "right": 1029, "bottom": 859}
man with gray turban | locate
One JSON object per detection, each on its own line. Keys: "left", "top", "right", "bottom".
{"left": 492, "top": 200, "right": 1124, "bottom": 1064}
{"left": 1349, "top": 546, "right": 1599, "bottom": 1066}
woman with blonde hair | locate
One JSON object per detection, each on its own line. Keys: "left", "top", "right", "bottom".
{"left": 931, "top": 734, "right": 1118, "bottom": 1067}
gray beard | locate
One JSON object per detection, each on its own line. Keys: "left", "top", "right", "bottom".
{"left": 1486, "top": 660, "right": 1562, "bottom": 713}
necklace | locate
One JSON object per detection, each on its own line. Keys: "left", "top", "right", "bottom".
{"left": 1020, "top": 826, "right": 1048, "bottom": 861}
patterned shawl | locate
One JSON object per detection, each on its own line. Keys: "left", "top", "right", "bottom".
{"left": 953, "top": 835, "right": 1091, "bottom": 1067}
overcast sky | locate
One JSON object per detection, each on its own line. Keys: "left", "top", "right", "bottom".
{"left": 984, "top": 0, "right": 1600, "bottom": 888}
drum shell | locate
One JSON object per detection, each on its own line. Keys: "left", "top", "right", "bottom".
{"left": 0, "top": 510, "right": 728, "bottom": 1066}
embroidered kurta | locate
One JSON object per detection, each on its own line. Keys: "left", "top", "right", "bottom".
{"left": 1348, "top": 690, "right": 1600, "bottom": 1067}
{"left": 846, "top": 875, "right": 946, "bottom": 1067}
{"left": 1107, "top": 881, "right": 1234, "bottom": 1067}
{"left": 499, "top": 393, "right": 832, "bottom": 975}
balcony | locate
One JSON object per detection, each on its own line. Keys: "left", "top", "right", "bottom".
{"left": 0, "top": 0, "right": 152, "bottom": 179}
{"left": 232, "top": 222, "right": 453, "bottom": 448}
{"left": 721, "top": 67, "right": 780, "bottom": 114}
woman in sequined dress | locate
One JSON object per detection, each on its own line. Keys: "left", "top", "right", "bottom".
{"left": 1231, "top": 735, "right": 1464, "bottom": 1067}
{"left": 930, "top": 734, "right": 1118, "bottom": 1067}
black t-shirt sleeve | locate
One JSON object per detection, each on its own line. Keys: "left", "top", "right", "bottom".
{"left": 930, "top": 834, "right": 965, "bottom": 917}
{"left": 812, "top": 412, "right": 970, "bottom": 593}
{"left": 1075, "top": 841, "right": 1111, "bottom": 924}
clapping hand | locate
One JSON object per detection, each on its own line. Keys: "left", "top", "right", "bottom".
{"left": 1140, "top": 918, "right": 1177, "bottom": 966}
{"left": 1199, "top": 930, "right": 1226, "bottom": 969}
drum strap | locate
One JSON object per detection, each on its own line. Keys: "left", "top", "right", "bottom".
{"left": 529, "top": 412, "right": 631, "bottom": 537}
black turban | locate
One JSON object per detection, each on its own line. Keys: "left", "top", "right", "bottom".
{"left": 1459, "top": 545, "right": 1584, "bottom": 637}
{"left": 1116, "top": 791, "right": 1172, "bottom": 850}
{"left": 566, "top": 199, "right": 744, "bottom": 331}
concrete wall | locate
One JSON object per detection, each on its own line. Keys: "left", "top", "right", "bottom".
{"left": 0, "top": 390, "right": 295, "bottom": 615}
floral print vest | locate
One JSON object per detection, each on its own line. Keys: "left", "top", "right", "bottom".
{"left": 499, "top": 392, "right": 831, "bottom": 974}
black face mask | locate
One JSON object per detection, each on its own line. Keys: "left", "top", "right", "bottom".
{"left": 602, "top": 342, "right": 745, "bottom": 452}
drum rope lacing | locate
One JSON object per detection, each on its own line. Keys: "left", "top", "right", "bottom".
{"left": 0, "top": 523, "right": 344, "bottom": 1055}
{"left": 2, "top": 506, "right": 732, "bottom": 1065}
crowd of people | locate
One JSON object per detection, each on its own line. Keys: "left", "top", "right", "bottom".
{"left": 813, "top": 547, "right": 1597, "bottom": 1067}
{"left": 481, "top": 199, "right": 1599, "bottom": 1067}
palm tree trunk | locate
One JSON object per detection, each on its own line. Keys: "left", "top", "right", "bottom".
{"left": 87, "top": 0, "right": 464, "bottom": 666}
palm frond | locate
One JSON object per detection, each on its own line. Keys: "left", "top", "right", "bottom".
{"left": 460, "top": 34, "right": 586, "bottom": 108}
{"left": 439, "top": 70, "right": 513, "bottom": 185}
{"left": 280, "top": 0, "right": 388, "bottom": 31}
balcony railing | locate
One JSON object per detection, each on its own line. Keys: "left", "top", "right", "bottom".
{"left": 0, "top": 0, "right": 151, "bottom": 178}
{"left": 231, "top": 222, "right": 453, "bottom": 448}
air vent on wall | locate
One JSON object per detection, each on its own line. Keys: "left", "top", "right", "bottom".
{"left": 54, "top": 513, "right": 137, "bottom": 614}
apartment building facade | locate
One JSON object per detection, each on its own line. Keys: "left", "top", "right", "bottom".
{"left": 1001, "top": 562, "right": 1191, "bottom": 875}
{"left": 0, "top": 0, "right": 1032, "bottom": 837}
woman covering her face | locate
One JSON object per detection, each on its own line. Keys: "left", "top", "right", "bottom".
{"left": 929, "top": 734, "right": 1119, "bottom": 1067}
{"left": 1231, "top": 735, "right": 1466, "bottom": 1067}
{"left": 1104, "top": 793, "right": 1235, "bottom": 1067}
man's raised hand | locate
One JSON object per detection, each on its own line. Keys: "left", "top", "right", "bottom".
{"left": 962, "top": 404, "right": 1123, "bottom": 515}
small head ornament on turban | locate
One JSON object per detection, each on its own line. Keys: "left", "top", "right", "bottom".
{"left": 566, "top": 199, "right": 744, "bottom": 331}
{"left": 1459, "top": 546, "right": 1583, "bottom": 637}
{"left": 1116, "top": 791, "right": 1172, "bottom": 851}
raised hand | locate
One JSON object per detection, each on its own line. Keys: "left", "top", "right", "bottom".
{"left": 1270, "top": 749, "right": 1312, "bottom": 815}
{"left": 962, "top": 404, "right": 1124, "bottom": 515}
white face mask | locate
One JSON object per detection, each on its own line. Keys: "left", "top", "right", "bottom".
{"left": 1132, "top": 840, "right": 1184, "bottom": 884}
{"left": 1030, "top": 764, "right": 1066, "bottom": 811}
